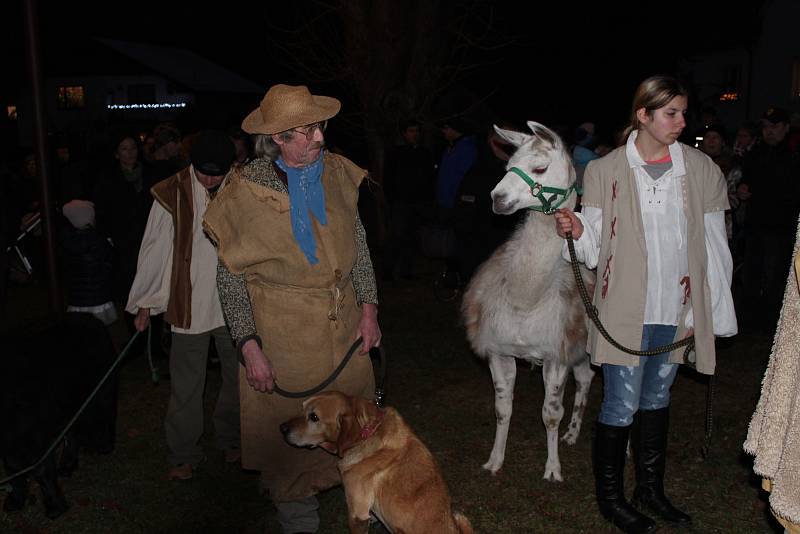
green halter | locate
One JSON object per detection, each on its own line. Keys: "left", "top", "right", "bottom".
{"left": 509, "top": 167, "right": 578, "bottom": 215}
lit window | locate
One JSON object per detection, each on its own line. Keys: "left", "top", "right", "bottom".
{"left": 719, "top": 65, "right": 741, "bottom": 103}
{"left": 57, "top": 86, "right": 85, "bottom": 109}
{"left": 7, "top": 106, "right": 17, "bottom": 120}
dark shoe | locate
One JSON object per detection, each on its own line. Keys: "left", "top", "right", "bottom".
{"left": 3, "top": 487, "right": 27, "bottom": 512}
{"left": 594, "top": 422, "right": 656, "bottom": 533}
{"left": 224, "top": 448, "right": 241, "bottom": 463}
{"left": 632, "top": 408, "right": 691, "bottom": 524}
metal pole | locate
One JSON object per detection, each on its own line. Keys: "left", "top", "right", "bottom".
{"left": 23, "top": 0, "right": 63, "bottom": 313}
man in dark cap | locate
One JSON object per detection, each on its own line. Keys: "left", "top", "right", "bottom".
{"left": 126, "top": 130, "right": 241, "bottom": 480}
{"left": 737, "top": 107, "right": 800, "bottom": 331}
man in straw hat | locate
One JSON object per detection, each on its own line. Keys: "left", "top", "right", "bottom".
{"left": 203, "top": 84, "right": 381, "bottom": 533}
{"left": 127, "top": 130, "right": 241, "bottom": 481}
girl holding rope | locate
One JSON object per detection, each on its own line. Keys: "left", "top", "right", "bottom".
{"left": 554, "top": 75, "right": 737, "bottom": 533}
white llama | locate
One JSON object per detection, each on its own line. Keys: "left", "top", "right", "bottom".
{"left": 461, "top": 121, "right": 595, "bottom": 481}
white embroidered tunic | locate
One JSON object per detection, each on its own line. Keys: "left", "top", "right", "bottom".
{"left": 563, "top": 131, "right": 736, "bottom": 336}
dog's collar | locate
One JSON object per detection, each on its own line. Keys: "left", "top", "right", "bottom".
{"left": 359, "top": 409, "right": 385, "bottom": 441}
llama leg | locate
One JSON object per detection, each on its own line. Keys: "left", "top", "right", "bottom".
{"left": 483, "top": 355, "right": 517, "bottom": 474}
{"left": 542, "top": 359, "right": 569, "bottom": 481}
{"left": 561, "top": 356, "right": 595, "bottom": 445}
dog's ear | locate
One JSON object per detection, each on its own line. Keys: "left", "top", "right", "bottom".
{"left": 335, "top": 405, "right": 361, "bottom": 456}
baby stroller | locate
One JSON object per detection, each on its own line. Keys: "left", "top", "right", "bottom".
{"left": 5, "top": 212, "right": 41, "bottom": 283}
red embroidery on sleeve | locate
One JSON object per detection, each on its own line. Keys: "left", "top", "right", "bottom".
{"left": 680, "top": 276, "right": 691, "bottom": 305}
{"left": 610, "top": 216, "right": 617, "bottom": 239}
{"left": 601, "top": 255, "right": 613, "bottom": 299}
{"left": 612, "top": 180, "right": 618, "bottom": 201}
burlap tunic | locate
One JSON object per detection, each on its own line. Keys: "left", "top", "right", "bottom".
{"left": 203, "top": 153, "right": 375, "bottom": 502}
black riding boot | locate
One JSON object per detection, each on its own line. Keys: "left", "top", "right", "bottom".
{"left": 631, "top": 408, "right": 691, "bottom": 524}
{"left": 594, "top": 422, "right": 656, "bottom": 534}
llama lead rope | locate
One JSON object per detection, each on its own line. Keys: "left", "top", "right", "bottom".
{"left": 563, "top": 230, "right": 714, "bottom": 457}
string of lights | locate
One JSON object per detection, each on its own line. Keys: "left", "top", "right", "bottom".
{"left": 107, "top": 103, "right": 187, "bottom": 109}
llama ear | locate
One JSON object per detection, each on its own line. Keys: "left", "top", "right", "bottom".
{"left": 526, "top": 121, "right": 562, "bottom": 149}
{"left": 493, "top": 124, "right": 530, "bottom": 148}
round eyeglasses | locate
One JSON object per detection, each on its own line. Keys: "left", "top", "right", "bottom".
{"left": 291, "top": 121, "right": 328, "bottom": 140}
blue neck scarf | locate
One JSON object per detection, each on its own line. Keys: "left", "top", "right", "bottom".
{"left": 276, "top": 152, "right": 327, "bottom": 265}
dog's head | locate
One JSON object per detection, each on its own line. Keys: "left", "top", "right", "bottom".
{"left": 279, "top": 391, "right": 380, "bottom": 456}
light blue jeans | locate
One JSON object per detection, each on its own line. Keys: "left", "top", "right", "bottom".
{"left": 598, "top": 324, "right": 679, "bottom": 427}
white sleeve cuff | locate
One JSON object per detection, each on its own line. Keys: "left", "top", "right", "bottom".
{"left": 561, "top": 208, "right": 602, "bottom": 269}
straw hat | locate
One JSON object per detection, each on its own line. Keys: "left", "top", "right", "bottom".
{"left": 242, "top": 84, "right": 341, "bottom": 135}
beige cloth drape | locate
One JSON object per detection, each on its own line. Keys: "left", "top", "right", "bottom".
{"left": 744, "top": 215, "right": 800, "bottom": 529}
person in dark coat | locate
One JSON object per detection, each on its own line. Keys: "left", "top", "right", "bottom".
{"left": 382, "top": 120, "right": 436, "bottom": 280}
{"left": 60, "top": 200, "right": 116, "bottom": 325}
{"left": 737, "top": 107, "right": 800, "bottom": 330}
{"left": 454, "top": 124, "right": 517, "bottom": 280}
{"left": 92, "top": 133, "right": 157, "bottom": 333}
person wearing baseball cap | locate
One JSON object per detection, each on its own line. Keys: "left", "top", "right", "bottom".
{"left": 126, "top": 129, "right": 241, "bottom": 480}
{"left": 760, "top": 106, "right": 791, "bottom": 145}
{"left": 737, "top": 106, "right": 800, "bottom": 331}
{"left": 203, "top": 85, "right": 381, "bottom": 533}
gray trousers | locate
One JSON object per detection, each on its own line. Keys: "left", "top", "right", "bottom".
{"left": 275, "top": 496, "right": 320, "bottom": 534}
{"left": 166, "top": 325, "right": 240, "bottom": 466}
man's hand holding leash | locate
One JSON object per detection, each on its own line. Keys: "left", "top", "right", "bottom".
{"left": 241, "top": 339, "right": 277, "bottom": 393}
{"left": 357, "top": 303, "right": 381, "bottom": 354}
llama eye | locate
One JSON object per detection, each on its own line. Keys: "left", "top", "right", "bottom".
{"left": 533, "top": 166, "right": 548, "bottom": 174}
{"left": 308, "top": 412, "right": 319, "bottom": 423}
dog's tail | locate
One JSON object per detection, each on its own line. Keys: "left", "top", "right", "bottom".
{"left": 453, "top": 512, "right": 474, "bottom": 534}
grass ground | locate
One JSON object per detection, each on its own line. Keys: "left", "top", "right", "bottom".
{"left": 0, "top": 266, "right": 783, "bottom": 533}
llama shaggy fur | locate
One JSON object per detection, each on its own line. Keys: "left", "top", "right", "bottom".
{"left": 462, "top": 121, "right": 595, "bottom": 481}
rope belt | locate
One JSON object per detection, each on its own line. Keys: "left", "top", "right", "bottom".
{"left": 250, "top": 272, "right": 351, "bottom": 322}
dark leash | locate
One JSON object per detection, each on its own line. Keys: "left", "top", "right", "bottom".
{"left": 273, "top": 337, "right": 387, "bottom": 407}
{"left": 565, "top": 232, "right": 715, "bottom": 457}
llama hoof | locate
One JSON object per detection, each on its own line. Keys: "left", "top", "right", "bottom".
{"left": 560, "top": 431, "right": 579, "bottom": 445}
{"left": 482, "top": 459, "right": 503, "bottom": 475}
{"left": 543, "top": 465, "right": 563, "bottom": 482}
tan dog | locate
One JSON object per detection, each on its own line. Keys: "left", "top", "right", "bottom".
{"left": 280, "top": 391, "right": 473, "bottom": 534}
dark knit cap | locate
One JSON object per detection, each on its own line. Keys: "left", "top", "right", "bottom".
{"left": 190, "top": 130, "right": 235, "bottom": 176}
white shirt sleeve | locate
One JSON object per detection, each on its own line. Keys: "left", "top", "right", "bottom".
{"left": 684, "top": 211, "right": 738, "bottom": 336}
{"left": 125, "top": 202, "right": 174, "bottom": 316}
{"left": 561, "top": 206, "right": 603, "bottom": 269}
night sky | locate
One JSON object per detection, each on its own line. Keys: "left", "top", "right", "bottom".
{"left": 7, "top": 1, "right": 766, "bottom": 143}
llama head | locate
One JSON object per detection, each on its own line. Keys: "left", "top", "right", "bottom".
{"left": 490, "top": 121, "right": 576, "bottom": 215}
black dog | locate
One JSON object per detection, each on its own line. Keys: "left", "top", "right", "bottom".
{"left": 0, "top": 312, "right": 118, "bottom": 519}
